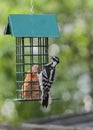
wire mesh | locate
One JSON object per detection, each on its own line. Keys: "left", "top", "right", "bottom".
{"left": 16, "top": 37, "right": 49, "bottom": 101}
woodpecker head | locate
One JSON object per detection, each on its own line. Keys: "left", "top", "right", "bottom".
{"left": 51, "top": 56, "right": 60, "bottom": 64}
{"left": 51, "top": 56, "right": 60, "bottom": 67}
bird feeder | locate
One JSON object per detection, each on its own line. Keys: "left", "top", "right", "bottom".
{"left": 4, "top": 14, "right": 60, "bottom": 101}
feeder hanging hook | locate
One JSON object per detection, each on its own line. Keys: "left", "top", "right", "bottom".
{"left": 30, "top": 0, "right": 34, "bottom": 14}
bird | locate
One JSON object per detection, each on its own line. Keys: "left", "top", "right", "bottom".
{"left": 38, "top": 56, "right": 60, "bottom": 107}
{"left": 20, "top": 65, "right": 41, "bottom": 99}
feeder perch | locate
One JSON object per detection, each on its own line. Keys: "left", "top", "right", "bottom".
{"left": 4, "top": 14, "right": 60, "bottom": 101}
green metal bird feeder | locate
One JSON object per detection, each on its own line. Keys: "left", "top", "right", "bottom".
{"left": 4, "top": 14, "right": 60, "bottom": 101}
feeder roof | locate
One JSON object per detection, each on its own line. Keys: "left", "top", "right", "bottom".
{"left": 4, "top": 14, "right": 60, "bottom": 37}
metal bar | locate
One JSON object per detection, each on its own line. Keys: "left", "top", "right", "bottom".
{"left": 16, "top": 37, "right": 19, "bottom": 99}
{"left": 16, "top": 72, "right": 37, "bottom": 74}
{"left": 13, "top": 98, "right": 41, "bottom": 102}
{"left": 16, "top": 63, "right": 39, "bottom": 65}
{"left": 19, "top": 38, "right": 22, "bottom": 82}
{"left": 30, "top": 37, "right": 33, "bottom": 98}
{"left": 45, "top": 37, "right": 49, "bottom": 63}
{"left": 43, "top": 38, "right": 45, "bottom": 67}
{"left": 7, "top": 98, "right": 60, "bottom": 102}
{"left": 17, "top": 89, "right": 41, "bottom": 92}
{"left": 23, "top": 45, "right": 44, "bottom": 47}
{"left": 40, "top": 38, "right": 42, "bottom": 67}
{"left": 16, "top": 54, "right": 46, "bottom": 56}
{"left": 22, "top": 37, "right": 25, "bottom": 78}
{"left": 38, "top": 38, "right": 40, "bottom": 66}
{"left": 38, "top": 38, "right": 42, "bottom": 67}
{"left": 38, "top": 38, "right": 42, "bottom": 98}
{"left": 30, "top": 38, "right": 33, "bottom": 65}
{"left": 18, "top": 38, "right": 20, "bottom": 74}
{"left": 16, "top": 38, "right": 18, "bottom": 80}
{"left": 20, "top": 37, "right": 25, "bottom": 99}
{"left": 17, "top": 71, "right": 37, "bottom": 74}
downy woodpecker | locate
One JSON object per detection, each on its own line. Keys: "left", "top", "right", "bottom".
{"left": 38, "top": 56, "right": 60, "bottom": 107}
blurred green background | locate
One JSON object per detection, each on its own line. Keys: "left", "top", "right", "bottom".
{"left": 0, "top": 0, "right": 93, "bottom": 128}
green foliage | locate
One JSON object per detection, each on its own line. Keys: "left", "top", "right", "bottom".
{"left": 0, "top": 0, "right": 93, "bottom": 128}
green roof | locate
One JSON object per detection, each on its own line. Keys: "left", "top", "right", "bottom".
{"left": 4, "top": 14, "right": 60, "bottom": 37}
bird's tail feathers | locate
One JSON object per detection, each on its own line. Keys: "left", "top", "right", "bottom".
{"left": 41, "top": 91, "right": 51, "bottom": 107}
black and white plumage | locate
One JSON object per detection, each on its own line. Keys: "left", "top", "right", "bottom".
{"left": 38, "top": 56, "right": 60, "bottom": 107}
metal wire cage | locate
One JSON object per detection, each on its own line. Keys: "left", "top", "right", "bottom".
{"left": 16, "top": 37, "right": 48, "bottom": 101}
{"left": 4, "top": 14, "right": 60, "bottom": 101}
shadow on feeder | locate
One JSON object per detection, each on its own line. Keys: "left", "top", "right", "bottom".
{"left": 4, "top": 14, "right": 60, "bottom": 105}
